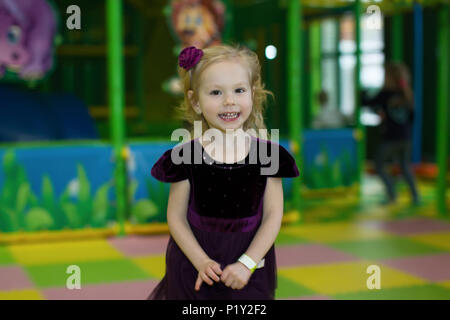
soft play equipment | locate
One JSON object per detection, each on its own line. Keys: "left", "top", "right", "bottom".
{"left": 169, "top": 0, "right": 225, "bottom": 49}
{"left": 163, "top": 0, "right": 226, "bottom": 95}
{"left": 0, "top": 84, "right": 99, "bottom": 142}
{"left": 0, "top": 0, "right": 57, "bottom": 81}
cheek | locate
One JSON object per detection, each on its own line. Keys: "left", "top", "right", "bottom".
{"left": 202, "top": 96, "right": 220, "bottom": 106}
{"left": 200, "top": 98, "right": 221, "bottom": 114}
{"left": 239, "top": 95, "right": 253, "bottom": 109}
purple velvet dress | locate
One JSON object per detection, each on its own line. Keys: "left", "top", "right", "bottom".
{"left": 147, "top": 136, "right": 299, "bottom": 300}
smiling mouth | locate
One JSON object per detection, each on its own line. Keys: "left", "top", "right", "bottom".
{"left": 218, "top": 112, "right": 240, "bottom": 121}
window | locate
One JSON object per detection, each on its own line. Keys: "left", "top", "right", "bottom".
{"left": 320, "top": 12, "right": 385, "bottom": 123}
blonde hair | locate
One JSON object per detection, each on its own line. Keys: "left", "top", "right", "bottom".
{"left": 175, "top": 44, "right": 273, "bottom": 138}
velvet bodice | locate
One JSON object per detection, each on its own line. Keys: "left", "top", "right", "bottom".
{"left": 151, "top": 137, "right": 299, "bottom": 220}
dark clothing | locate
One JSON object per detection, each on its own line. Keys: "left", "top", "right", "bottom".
{"left": 374, "top": 140, "right": 419, "bottom": 203}
{"left": 362, "top": 89, "right": 419, "bottom": 204}
{"left": 147, "top": 136, "right": 299, "bottom": 300}
{"left": 362, "top": 89, "right": 414, "bottom": 141}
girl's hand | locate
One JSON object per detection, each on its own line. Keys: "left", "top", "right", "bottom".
{"left": 220, "top": 262, "right": 252, "bottom": 290}
{"left": 195, "top": 259, "right": 223, "bottom": 291}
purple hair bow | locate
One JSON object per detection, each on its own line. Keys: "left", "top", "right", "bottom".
{"left": 178, "top": 46, "right": 203, "bottom": 70}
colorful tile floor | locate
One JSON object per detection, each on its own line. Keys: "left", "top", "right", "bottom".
{"left": 1, "top": 176, "right": 449, "bottom": 300}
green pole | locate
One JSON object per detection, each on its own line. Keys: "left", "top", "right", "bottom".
{"left": 222, "top": 0, "right": 234, "bottom": 43}
{"left": 266, "top": 26, "right": 275, "bottom": 130}
{"left": 335, "top": 19, "right": 341, "bottom": 114}
{"left": 392, "top": 14, "right": 403, "bottom": 62}
{"left": 310, "top": 21, "right": 321, "bottom": 122}
{"left": 354, "top": 0, "right": 364, "bottom": 197}
{"left": 436, "top": 4, "right": 449, "bottom": 216}
{"left": 107, "top": 0, "right": 126, "bottom": 236}
{"left": 287, "top": 0, "right": 302, "bottom": 219}
{"left": 135, "top": 11, "right": 146, "bottom": 130}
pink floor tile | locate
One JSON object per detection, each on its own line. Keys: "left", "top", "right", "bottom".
{"left": 381, "top": 253, "right": 450, "bottom": 282}
{"left": 379, "top": 218, "right": 450, "bottom": 235}
{"left": 42, "top": 279, "right": 160, "bottom": 300}
{"left": 0, "top": 266, "right": 34, "bottom": 291}
{"left": 108, "top": 235, "right": 170, "bottom": 256}
{"left": 275, "top": 244, "right": 358, "bottom": 267}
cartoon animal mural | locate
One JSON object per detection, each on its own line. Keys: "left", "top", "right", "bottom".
{"left": 164, "top": 0, "right": 225, "bottom": 95}
{"left": 0, "top": 0, "right": 57, "bottom": 80}
{"left": 171, "top": 0, "right": 225, "bottom": 49}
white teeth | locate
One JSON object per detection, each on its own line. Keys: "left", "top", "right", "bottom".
{"left": 219, "top": 112, "right": 239, "bottom": 119}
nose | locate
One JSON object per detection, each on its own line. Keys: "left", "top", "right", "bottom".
{"left": 224, "top": 93, "right": 235, "bottom": 106}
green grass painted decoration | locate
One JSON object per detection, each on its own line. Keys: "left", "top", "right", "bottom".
{"left": 0, "top": 150, "right": 169, "bottom": 233}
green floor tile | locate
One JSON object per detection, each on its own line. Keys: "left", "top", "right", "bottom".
{"left": 275, "top": 274, "right": 316, "bottom": 299}
{"left": 275, "top": 233, "right": 309, "bottom": 246}
{"left": 0, "top": 246, "right": 15, "bottom": 265}
{"left": 25, "top": 259, "right": 151, "bottom": 288}
{"left": 328, "top": 237, "right": 445, "bottom": 260}
{"left": 333, "top": 284, "right": 450, "bottom": 300}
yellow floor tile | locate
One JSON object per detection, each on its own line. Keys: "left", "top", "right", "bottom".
{"left": 0, "top": 289, "right": 43, "bottom": 300}
{"left": 281, "top": 221, "right": 392, "bottom": 243}
{"left": 8, "top": 240, "right": 123, "bottom": 265}
{"left": 278, "top": 261, "right": 426, "bottom": 295}
{"left": 438, "top": 281, "right": 450, "bottom": 289}
{"left": 407, "top": 233, "right": 450, "bottom": 251}
{"left": 133, "top": 255, "right": 165, "bottom": 279}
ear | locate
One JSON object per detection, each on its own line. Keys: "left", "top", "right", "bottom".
{"left": 188, "top": 90, "right": 201, "bottom": 115}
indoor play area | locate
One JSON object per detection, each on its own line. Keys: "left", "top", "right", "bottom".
{"left": 0, "top": 0, "right": 449, "bottom": 300}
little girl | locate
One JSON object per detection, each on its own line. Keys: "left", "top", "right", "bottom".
{"left": 147, "top": 45, "right": 299, "bottom": 300}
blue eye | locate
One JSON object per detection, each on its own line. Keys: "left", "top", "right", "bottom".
{"left": 7, "top": 25, "right": 21, "bottom": 44}
{"left": 185, "top": 15, "right": 191, "bottom": 24}
{"left": 196, "top": 16, "right": 202, "bottom": 25}
{"left": 236, "top": 88, "right": 246, "bottom": 93}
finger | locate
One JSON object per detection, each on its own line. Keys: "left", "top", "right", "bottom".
{"left": 213, "top": 264, "right": 223, "bottom": 277}
{"left": 237, "top": 280, "right": 246, "bottom": 290}
{"left": 201, "top": 272, "right": 214, "bottom": 286}
{"left": 225, "top": 276, "right": 234, "bottom": 287}
{"left": 195, "top": 275, "right": 203, "bottom": 291}
{"left": 212, "top": 264, "right": 223, "bottom": 275}
{"left": 220, "top": 269, "right": 228, "bottom": 283}
{"left": 207, "top": 267, "right": 220, "bottom": 282}
{"left": 234, "top": 280, "right": 244, "bottom": 290}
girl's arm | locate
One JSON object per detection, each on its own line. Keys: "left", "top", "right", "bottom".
{"left": 166, "top": 179, "right": 210, "bottom": 270}
{"left": 220, "top": 177, "right": 283, "bottom": 289}
{"left": 243, "top": 177, "right": 284, "bottom": 264}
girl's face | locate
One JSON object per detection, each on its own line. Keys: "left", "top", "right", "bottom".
{"left": 190, "top": 59, "right": 253, "bottom": 134}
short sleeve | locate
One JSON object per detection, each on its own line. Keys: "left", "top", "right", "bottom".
{"left": 151, "top": 149, "right": 189, "bottom": 183}
{"left": 269, "top": 144, "right": 300, "bottom": 178}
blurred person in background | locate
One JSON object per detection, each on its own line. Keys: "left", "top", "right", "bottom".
{"left": 311, "top": 90, "right": 347, "bottom": 129}
{"left": 362, "top": 62, "right": 420, "bottom": 206}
